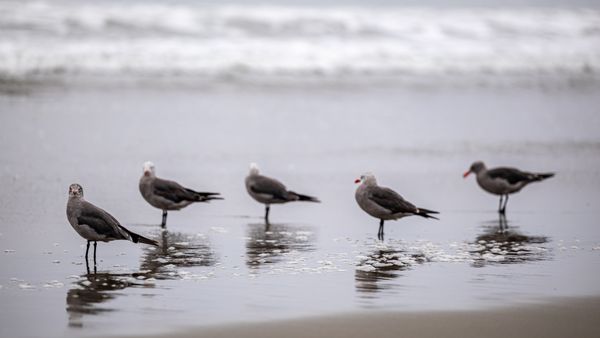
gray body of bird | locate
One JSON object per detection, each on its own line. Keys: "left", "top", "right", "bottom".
{"left": 245, "top": 163, "right": 320, "bottom": 205}
{"left": 138, "top": 162, "right": 222, "bottom": 226}
{"left": 464, "top": 161, "right": 554, "bottom": 196}
{"left": 66, "top": 183, "right": 157, "bottom": 246}
{"left": 354, "top": 173, "right": 438, "bottom": 221}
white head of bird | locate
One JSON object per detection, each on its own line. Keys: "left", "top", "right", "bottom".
{"left": 143, "top": 161, "right": 156, "bottom": 176}
{"left": 355, "top": 173, "right": 377, "bottom": 186}
{"left": 249, "top": 162, "right": 260, "bottom": 176}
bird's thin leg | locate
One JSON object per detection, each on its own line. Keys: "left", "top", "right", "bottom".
{"left": 378, "top": 219, "right": 384, "bottom": 241}
{"left": 264, "top": 205, "right": 270, "bottom": 223}
{"left": 498, "top": 195, "right": 504, "bottom": 213}
{"left": 161, "top": 210, "right": 168, "bottom": 228}
{"left": 93, "top": 241, "right": 97, "bottom": 267}
{"left": 85, "top": 241, "right": 90, "bottom": 274}
{"left": 501, "top": 195, "right": 509, "bottom": 214}
{"left": 85, "top": 240, "right": 90, "bottom": 263}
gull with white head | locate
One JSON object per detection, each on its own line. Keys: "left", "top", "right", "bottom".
{"left": 354, "top": 173, "right": 439, "bottom": 240}
{"left": 139, "top": 161, "right": 223, "bottom": 227}
{"left": 245, "top": 163, "right": 320, "bottom": 223}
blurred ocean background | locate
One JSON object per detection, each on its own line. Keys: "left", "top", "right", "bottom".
{"left": 0, "top": 0, "right": 599, "bottom": 88}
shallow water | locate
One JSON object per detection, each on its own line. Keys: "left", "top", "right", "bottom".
{"left": 0, "top": 84, "right": 599, "bottom": 337}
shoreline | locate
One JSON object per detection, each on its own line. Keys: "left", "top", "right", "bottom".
{"left": 122, "top": 297, "right": 600, "bottom": 338}
{"left": 2, "top": 73, "right": 600, "bottom": 97}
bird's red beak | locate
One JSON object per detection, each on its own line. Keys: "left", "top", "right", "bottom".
{"left": 354, "top": 178, "right": 361, "bottom": 184}
{"left": 463, "top": 170, "right": 471, "bottom": 178}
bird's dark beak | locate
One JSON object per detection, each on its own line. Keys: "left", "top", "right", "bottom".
{"left": 354, "top": 178, "right": 361, "bottom": 184}
{"left": 463, "top": 170, "right": 471, "bottom": 178}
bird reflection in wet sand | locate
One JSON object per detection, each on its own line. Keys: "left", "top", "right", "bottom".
{"left": 471, "top": 213, "right": 549, "bottom": 267}
{"left": 245, "top": 222, "right": 315, "bottom": 269}
{"left": 355, "top": 244, "right": 426, "bottom": 296}
{"left": 66, "top": 271, "right": 154, "bottom": 328}
{"left": 140, "top": 230, "right": 217, "bottom": 279}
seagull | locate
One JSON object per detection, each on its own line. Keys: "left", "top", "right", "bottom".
{"left": 245, "top": 163, "right": 320, "bottom": 223}
{"left": 66, "top": 183, "right": 158, "bottom": 268}
{"left": 139, "top": 162, "right": 222, "bottom": 227}
{"left": 463, "top": 161, "right": 554, "bottom": 214}
{"left": 354, "top": 173, "right": 439, "bottom": 240}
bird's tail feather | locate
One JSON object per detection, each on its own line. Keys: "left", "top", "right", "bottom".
{"left": 127, "top": 230, "right": 159, "bottom": 246}
{"left": 416, "top": 207, "right": 440, "bottom": 220}
{"left": 533, "top": 172, "right": 555, "bottom": 181}
{"left": 290, "top": 191, "right": 320, "bottom": 203}
{"left": 196, "top": 191, "right": 221, "bottom": 197}
{"left": 186, "top": 188, "right": 223, "bottom": 202}
{"left": 199, "top": 195, "right": 224, "bottom": 202}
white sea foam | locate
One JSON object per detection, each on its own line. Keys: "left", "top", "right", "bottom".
{"left": 43, "top": 280, "right": 64, "bottom": 288}
{"left": 18, "top": 283, "right": 35, "bottom": 289}
{"left": 0, "top": 1, "right": 598, "bottom": 85}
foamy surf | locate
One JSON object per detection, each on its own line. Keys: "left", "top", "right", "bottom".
{"left": 0, "top": 1, "right": 599, "bottom": 86}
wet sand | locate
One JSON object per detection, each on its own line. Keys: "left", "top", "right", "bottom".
{"left": 130, "top": 297, "right": 600, "bottom": 338}
{"left": 1, "top": 83, "right": 600, "bottom": 338}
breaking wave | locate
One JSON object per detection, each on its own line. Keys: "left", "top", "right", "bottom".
{"left": 1, "top": 1, "right": 599, "bottom": 86}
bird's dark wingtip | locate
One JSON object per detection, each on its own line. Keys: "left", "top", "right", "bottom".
{"left": 132, "top": 234, "right": 159, "bottom": 246}
{"left": 292, "top": 192, "right": 320, "bottom": 203}
{"left": 418, "top": 213, "right": 440, "bottom": 220}
{"left": 418, "top": 207, "right": 439, "bottom": 214}
{"left": 416, "top": 208, "right": 440, "bottom": 220}
{"left": 208, "top": 196, "right": 224, "bottom": 201}
{"left": 533, "top": 172, "right": 555, "bottom": 181}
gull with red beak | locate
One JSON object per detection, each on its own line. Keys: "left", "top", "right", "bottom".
{"left": 354, "top": 173, "right": 439, "bottom": 240}
{"left": 463, "top": 161, "right": 554, "bottom": 214}
{"left": 245, "top": 163, "right": 320, "bottom": 223}
{"left": 139, "top": 161, "right": 222, "bottom": 227}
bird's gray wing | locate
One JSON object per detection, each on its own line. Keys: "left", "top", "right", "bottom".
{"left": 77, "top": 201, "right": 128, "bottom": 239}
{"left": 487, "top": 167, "right": 533, "bottom": 184}
{"left": 248, "top": 175, "right": 289, "bottom": 201}
{"left": 152, "top": 178, "right": 197, "bottom": 203}
{"left": 368, "top": 186, "right": 418, "bottom": 214}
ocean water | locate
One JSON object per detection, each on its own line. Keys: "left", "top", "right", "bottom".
{"left": 0, "top": 0, "right": 599, "bottom": 87}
